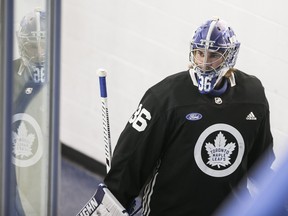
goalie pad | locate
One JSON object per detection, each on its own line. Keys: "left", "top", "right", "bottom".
{"left": 76, "top": 183, "right": 129, "bottom": 216}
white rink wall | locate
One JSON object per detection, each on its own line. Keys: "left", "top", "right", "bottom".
{"left": 61, "top": 0, "right": 288, "bottom": 169}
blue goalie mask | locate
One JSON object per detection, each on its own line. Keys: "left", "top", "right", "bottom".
{"left": 189, "top": 18, "right": 240, "bottom": 94}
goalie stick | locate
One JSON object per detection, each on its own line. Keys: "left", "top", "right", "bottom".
{"left": 98, "top": 69, "right": 112, "bottom": 172}
{"left": 76, "top": 69, "right": 128, "bottom": 216}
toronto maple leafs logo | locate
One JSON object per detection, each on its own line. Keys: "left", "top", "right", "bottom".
{"left": 12, "top": 113, "right": 44, "bottom": 167}
{"left": 12, "top": 122, "right": 35, "bottom": 159}
{"left": 194, "top": 124, "right": 245, "bottom": 177}
{"left": 205, "top": 132, "right": 236, "bottom": 168}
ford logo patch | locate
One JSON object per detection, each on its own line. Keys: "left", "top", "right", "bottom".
{"left": 186, "top": 113, "right": 202, "bottom": 121}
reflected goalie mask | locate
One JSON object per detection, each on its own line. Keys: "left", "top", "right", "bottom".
{"left": 16, "top": 9, "right": 46, "bottom": 69}
{"left": 189, "top": 18, "right": 240, "bottom": 94}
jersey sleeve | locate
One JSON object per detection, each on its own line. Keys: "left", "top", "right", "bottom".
{"left": 248, "top": 99, "right": 275, "bottom": 182}
{"left": 104, "top": 88, "right": 169, "bottom": 209}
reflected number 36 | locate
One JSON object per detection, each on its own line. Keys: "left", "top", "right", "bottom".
{"left": 129, "top": 104, "right": 151, "bottom": 132}
{"left": 33, "top": 67, "right": 45, "bottom": 83}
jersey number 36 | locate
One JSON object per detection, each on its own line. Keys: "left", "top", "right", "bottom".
{"left": 129, "top": 104, "right": 151, "bottom": 132}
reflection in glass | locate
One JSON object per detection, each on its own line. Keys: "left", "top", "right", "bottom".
{"left": 12, "top": 8, "right": 49, "bottom": 215}
{"left": 16, "top": 10, "right": 46, "bottom": 78}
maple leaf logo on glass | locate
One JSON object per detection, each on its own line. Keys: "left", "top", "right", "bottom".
{"left": 12, "top": 122, "right": 35, "bottom": 159}
{"left": 205, "top": 132, "right": 236, "bottom": 168}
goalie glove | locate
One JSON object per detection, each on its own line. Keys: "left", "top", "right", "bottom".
{"left": 76, "top": 183, "right": 129, "bottom": 216}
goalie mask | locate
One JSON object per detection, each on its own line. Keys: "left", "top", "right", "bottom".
{"left": 16, "top": 9, "right": 46, "bottom": 70}
{"left": 189, "top": 18, "right": 240, "bottom": 95}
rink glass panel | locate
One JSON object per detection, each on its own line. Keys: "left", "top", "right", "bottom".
{"left": 11, "top": 0, "right": 59, "bottom": 215}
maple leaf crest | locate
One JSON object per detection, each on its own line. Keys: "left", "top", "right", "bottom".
{"left": 12, "top": 122, "right": 35, "bottom": 159}
{"left": 205, "top": 132, "right": 236, "bottom": 168}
